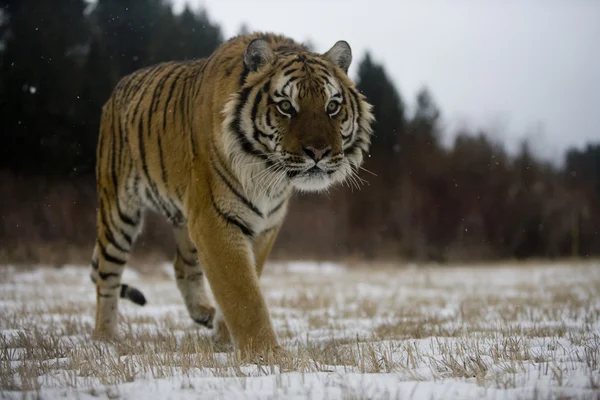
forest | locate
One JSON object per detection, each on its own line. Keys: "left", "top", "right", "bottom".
{"left": 1, "top": 0, "right": 598, "bottom": 265}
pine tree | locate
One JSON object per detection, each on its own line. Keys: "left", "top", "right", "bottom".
{"left": 0, "top": 0, "right": 90, "bottom": 174}
{"left": 355, "top": 52, "right": 405, "bottom": 155}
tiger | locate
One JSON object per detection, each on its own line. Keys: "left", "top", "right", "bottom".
{"left": 90, "top": 32, "right": 374, "bottom": 359}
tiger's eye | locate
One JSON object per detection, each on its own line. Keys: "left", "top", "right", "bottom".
{"left": 279, "top": 101, "right": 292, "bottom": 111}
{"left": 327, "top": 101, "right": 340, "bottom": 114}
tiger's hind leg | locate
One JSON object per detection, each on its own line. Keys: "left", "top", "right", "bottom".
{"left": 172, "top": 225, "right": 215, "bottom": 328}
{"left": 91, "top": 193, "right": 144, "bottom": 339}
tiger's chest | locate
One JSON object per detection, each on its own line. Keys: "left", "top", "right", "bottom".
{"left": 215, "top": 187, "right": 291, "bottom": 238}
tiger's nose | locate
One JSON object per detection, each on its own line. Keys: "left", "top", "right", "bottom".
{"left": 303, "top": 145, "right": 332, "bottom": 162}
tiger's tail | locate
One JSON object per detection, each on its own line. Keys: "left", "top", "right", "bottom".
{"left": 89, "top": 274, "right": 147, "bottom": 306}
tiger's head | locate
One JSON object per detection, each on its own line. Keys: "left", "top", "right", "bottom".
{"left": 223, "top": 36, "right": 374, "bottom": 194}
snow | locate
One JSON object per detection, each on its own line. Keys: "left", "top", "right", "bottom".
{"left": 1, "top": 260, "right": 599, "bottom": 399}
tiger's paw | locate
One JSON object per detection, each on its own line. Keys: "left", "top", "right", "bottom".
{"left": 210, "top": 318, "right": 234, "bottom": 352}
{"left": 191, "top": 305, "right": 216, "bottom": 329}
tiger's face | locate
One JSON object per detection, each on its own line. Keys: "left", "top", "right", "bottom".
{"left": 225, "top": 38, "right": 373, "bottom": 193}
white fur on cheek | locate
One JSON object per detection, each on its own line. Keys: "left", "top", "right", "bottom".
{"left": 219, "top": 94, "right": 293, "bottom": 204}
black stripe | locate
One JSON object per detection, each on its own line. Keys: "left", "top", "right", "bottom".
{"left": 256, "top": 129, "right": 274, "bottom": 139}
{"left": 147, "top": 69, "right": 170, "bottom": 138}
{"left": 120, "top": 72, "right": 141, "bottom": 104}
{"left": 145, "top": 187, "right": 173, "bottom": 220}
{"left": 98, "top": 293, "right": 115, "bottom": 298}
{"left": 177, "top": 247, "right": 197, "bottom": 266}
{"left": 170, "top": 209, "right": 185, "bottom": 226}
{"left": 341, "top": 107, "right": 350, "bottom": 125}
{"left": 306, "top": 58, "right": 329, "bottom": 69}
{"left": 281, "top": 76, "right": 299, "bottom": 94}
{"left": 239, "top": 64, "right": 250, "bottom": 86}
{"left": 99, "top": 242, "right": 126, "bottom": 266}
{"left": 280, "top": 58, "right": 299, "bottom": 70}
{"left": 319, "top": 68, "right": 333, "bottom": 78}
{"left": 130, "top": 65, "right": 165, "bottom": 123}
{"left": 144, "top": 187, "right": 161, "bottom": 212}
{"left": 157, "top": 127, "right": 169, "bottom": 188}
{"left": 91, "top": 259, "right": 99, "bottom": 270}
{"left": 347, "top": 89, "right": 359, "bottom": 140}
{"left": 210, "top": 193, "right": 254, "bottom": 237}
{"left": 262, "top": 80, "right": 271, "bottom": 93}
{"left": 344, "top": 138, "right": 368, "bottom": 157}
{"left": 138, "top": 117, "right": 152, "bottom": 190}
{"left": 178, "top": 74, "right": 187, "bottom": 127}
{"left": 231, "top": 88, "right": 270, "bottom": 161}
{"left": 100, "top": 193, "right": 133, "bottom": 248}
{"left": 110, "top": 101, "right": 120, "bottom": 191}
{"left": 101, "top": 208, "right": 129, "bottom": 254}
{"left": 265, "top": 107, "right": 273, "bottom": 128}
{"left": 319, "top": 74, "right": 335, "bottom": 88}
{"left": 135, "top": 66, "right": 170, "bottom": 193}
{"left": 99, "top": 201, "right": 119, "bottom": 244}
{"left": 104, "top": 228, "right": 128, "bottom": 254}
{"left": 187, "top": 272, "right": 204, "bottom": 280}
{"left": 98, "top": 271, "right": 120, "bottom": 280}
{"left": 271, "top": 185, "right": 289, "bottom": 200}
{"left": 251, "top": 92, "right": 274, "bottom": 148}
{"left": 124, "top": 64, "right": 161, "bottom": 101}
{"left": 213, "top": 164, "right": 263, "bottom": 218}
{"left": 267, "top": 198, "right": 286, "bottom": 217}
{"left": 251, "top": 91, "right": 262, "bottom": 122}
{"left": 163, "top": 66, "right": 189, "bottom": 133}
{"left": 106, "top": 189, "right": 139, "bottom": 228}
{"left": 132, "top": 175, "right": 141, "bottom": 198}
{"left": 119, "top": 227, "right": 133, "bottom": 247}
{"left": 152, "top": 65, "right": 177, "bottom": 114}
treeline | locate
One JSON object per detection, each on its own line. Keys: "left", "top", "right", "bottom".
{"left": 0, "top": 0, "right": 598, "bottom": 264}
{"left": 0, "top": 0, "right": 222, "bottom": 175}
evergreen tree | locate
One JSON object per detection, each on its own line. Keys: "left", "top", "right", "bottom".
{"left": 79, "top": 1, "right": 222, "bottom": 174}
{"left": 171, "top": 6, "right": 222, "bottom": 61}
{"left": 355, "top": 52, "right": 405, "bottom": 154}
{"left": 412, "top": 87, "right": 440, "bottom": 127}
{"left": 566, "top": 143, "right": 600, "bottom": 195}
{"left": 0, "top": 0, "right": 89, "bottom": 175}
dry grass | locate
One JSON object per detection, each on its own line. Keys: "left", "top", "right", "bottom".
{"left": 0, "top": 261, "right": 599, "bottom": 399}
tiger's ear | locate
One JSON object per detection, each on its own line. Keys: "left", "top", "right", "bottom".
{"left": 324, "top": 40, "right": 352, "bottom": 73}
{"left": 244, "top": 39, "right": 274, "bottom": 72}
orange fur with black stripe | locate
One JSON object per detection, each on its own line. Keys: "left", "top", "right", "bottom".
{"left": 91, "top": 32, "right": 374, "bottom": 358}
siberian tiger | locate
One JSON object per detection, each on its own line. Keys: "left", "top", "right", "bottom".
{"left": 91, "top": 32, "right": 374, "bottom": 359}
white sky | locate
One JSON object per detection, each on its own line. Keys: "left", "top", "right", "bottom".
{"left": 174, "top": 0, "right": 600, "bottom": 162}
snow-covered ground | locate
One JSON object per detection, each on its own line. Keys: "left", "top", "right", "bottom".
{"left": 1, "top": 261, "right": 599, "bottom": 399}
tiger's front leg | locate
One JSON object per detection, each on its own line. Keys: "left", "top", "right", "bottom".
{"left": 209, "top": 225, "right": 283, "bottom": 351}
{"left": 187, "top": 199, "right": 280, "bottom": 359}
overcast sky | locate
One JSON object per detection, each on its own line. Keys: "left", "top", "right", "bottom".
{"left": 173, "top": 0, "right": 600, "bottom": 162}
